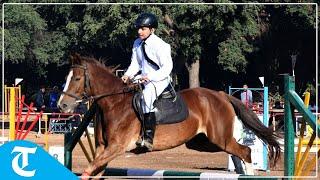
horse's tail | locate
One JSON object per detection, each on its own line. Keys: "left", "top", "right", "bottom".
{"left": 225, "top": 93, "right": 281, "bottom": 166}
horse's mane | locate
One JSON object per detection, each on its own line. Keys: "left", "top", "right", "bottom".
{"left": 81, "top": 56, "right": 119, "bottom": 76}
{"left": 72, "top": 54, "right": 125, "bottom": 92}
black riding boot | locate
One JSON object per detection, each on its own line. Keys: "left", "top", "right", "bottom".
{"left": 143, "top": 112, "right": 156, "bottom": 151}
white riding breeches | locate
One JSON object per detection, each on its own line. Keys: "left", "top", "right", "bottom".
{"left": 141, "top": 79, "right": 170, "bottom": 113}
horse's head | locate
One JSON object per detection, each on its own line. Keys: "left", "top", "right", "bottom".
{"left": 58, "top": 53, "right": 92, "bottom": 113}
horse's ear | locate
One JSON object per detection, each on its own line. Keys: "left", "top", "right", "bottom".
{"left": 70, "top": 53, "right": 81, "bottom": 65}
{"left": 110, "top": 64, "right": 121, "bottom": 73}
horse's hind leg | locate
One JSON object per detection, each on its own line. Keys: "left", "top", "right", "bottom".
{"left": 206, "top": 126, "right": 253, "bottom": 174}
{"left": 225, "top": 138, "right": 251, "bottom": 163}
{"left": 225, "top": 138, "right": 254, "bottom": 175}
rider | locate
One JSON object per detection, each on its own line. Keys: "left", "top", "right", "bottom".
{"left": 121, "top": 12, "right": 173, "bottom": 151}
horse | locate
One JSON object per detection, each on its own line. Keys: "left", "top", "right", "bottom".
{"left": 58, "top": 53, "right": 280, "bottom": 178}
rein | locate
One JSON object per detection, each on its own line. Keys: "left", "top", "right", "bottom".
{"left": 78, "top": 86, "right": 138, "bottom": 103}
{"left": 62, "top": 87, "right": 136, "bottom": 104}
{"left": 62, "top": 62, "right": 142, "bottom": 104}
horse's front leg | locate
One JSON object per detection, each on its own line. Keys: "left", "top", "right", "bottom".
{"left": 94, "top": 110, "right": 105, "bottom": 159}
{"left": 94, "top": 144, "right": 105, "bottom": 160}
{"left": 81, "top": 143, "right": 126, "bottom": 179}
{"left": 93, "top": 128, "right": 106, "bottom": 160}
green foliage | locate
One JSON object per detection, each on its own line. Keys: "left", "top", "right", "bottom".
{"left": 4, "top": 29, "right": 31, "bottom": 62}
{"left": 216, "top": 4, "right": 260, "bottom": 73}
{"left": 2, "top": 2, "right": 316, "bottom": 93}
{"left": 80, "top": 4, "right": 137, "bottom": 50}
{"left": 4, "top": 4, "right": 69, "bottom": 69}
{"left": 4, "top": 5, "right": 46, "bottom": 62}
{"left": 32, "top": 31, "right": 68, "bottom": 65}
{"left": 2, "top": 3, "right": 263, "bottom": 75}
{"left": 284, "top": 4, "right": 316, "bottom": 29}
{"left": 256, "top": 3, "right": 316, "bottom": 93}
{"left": 169, "top": 4, "right": 212, "bottom": 62}
{"left": 217, "top": 37, "right": 247, "bottom": 73}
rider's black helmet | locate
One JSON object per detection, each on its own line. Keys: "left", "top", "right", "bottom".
{"left": 134, "top": 13, "right": 158, "bottom": 29}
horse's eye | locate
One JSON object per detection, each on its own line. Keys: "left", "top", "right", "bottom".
{"left": 75, "top": 77, "right": 81, "bottom": 81}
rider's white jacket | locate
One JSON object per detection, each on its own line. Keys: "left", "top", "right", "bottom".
{"left": 125, "top": 33, "right": 172, "bottom": 81}
{"left": 124, "top": 33, "right": 173, "bottom": 113}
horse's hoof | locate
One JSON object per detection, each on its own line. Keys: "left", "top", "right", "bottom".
{"left": 81, "top": 171, "right": 90, "bottom": 180}
{"left": 135, "top": 137, "right": 143, "bottom": 146}
{"left": 144, "top": 141, "right": 153, "bottom": 151}
{"left": 135, "top": 140, "right": 153, "bottom": 152}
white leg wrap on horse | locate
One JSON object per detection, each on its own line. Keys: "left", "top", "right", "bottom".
{"left": 233, "top": 116, "right": 243, "bottom": 142}
{"left": 233, "top": 116, "right": 255, "bottom": 175}
{"left": 244, "top": 162, "right": 254, "bottom": 175}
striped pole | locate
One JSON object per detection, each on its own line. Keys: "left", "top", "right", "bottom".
{"left": 100, "top": 168, "right": 278, "bottom": 179}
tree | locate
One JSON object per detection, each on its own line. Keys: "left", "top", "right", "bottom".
{"left": 164, "top": 3, "right": 262, "bottom": 88}
{"left": 2, "top": 2, "right": 316, "bottom": 96}
{"left": 217, "top": 5, "right": 261, "bottom": 73}
{"left": 251, "top": 3, "right": 316, "bottom": 94}
{"left": 3, "top": 4, "right": 68, "bottom": 82}
{"left": 168, "top": 4, "right": 211, "bottom": 88}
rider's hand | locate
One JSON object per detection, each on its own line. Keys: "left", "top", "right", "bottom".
{"left": 139, "top": 75, "right": 150, "bottom": 83}
{"left": 121, "top": 75, "right": 129, "bottom": 84}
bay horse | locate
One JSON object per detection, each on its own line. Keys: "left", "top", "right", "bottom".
{"left": 58, "top": 54, "right": 280, "bottom": 178}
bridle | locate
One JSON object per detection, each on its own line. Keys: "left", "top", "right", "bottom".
{"left": 61, "top": 63, "right": 92, "bottom": 102}
{"left": 61, "top": 63, "right": 137, "bottom": 104}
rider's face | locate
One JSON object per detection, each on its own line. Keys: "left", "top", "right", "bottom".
{"left": 137, "top": 27, "right": 154, "bottom": 40}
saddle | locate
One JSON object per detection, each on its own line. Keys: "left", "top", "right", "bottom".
{"left": 132, "top": 85, "right": 189, "bottom": 125}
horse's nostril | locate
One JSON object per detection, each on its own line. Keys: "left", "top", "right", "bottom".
{"left": 62, "top": 104, "right": 68, "bottom": 109}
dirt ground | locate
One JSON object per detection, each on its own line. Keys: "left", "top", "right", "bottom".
{"left": 2, "top": 130, "right": 319, "bottom": 179}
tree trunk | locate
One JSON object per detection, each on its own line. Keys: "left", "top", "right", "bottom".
{"left": 186, "top": 59, "right": 200, "bottom": 88}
